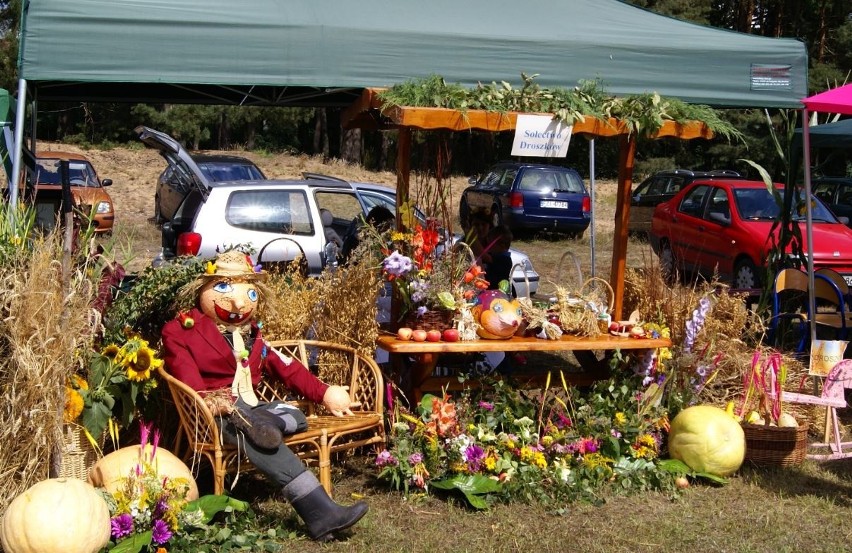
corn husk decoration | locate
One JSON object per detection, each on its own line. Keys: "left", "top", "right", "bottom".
{"left": 552, "top": 284, "right": 599, "bottom": 337}
{"left": 517, "top": 297, "right": 562, "bottom": 340}
{"left": 455, "top": 304, "right": 480, "bottom": 341}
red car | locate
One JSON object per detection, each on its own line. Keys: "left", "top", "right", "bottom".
{"left": 650, "top": 179, "right": 852, "bottom": 289}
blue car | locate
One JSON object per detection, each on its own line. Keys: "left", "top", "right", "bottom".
{"left": 459, "top": 162, "right": 591, "bottom": 237}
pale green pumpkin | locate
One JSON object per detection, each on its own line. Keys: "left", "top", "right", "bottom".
{"left": 668, "top": 405, "right": 746, "bottom": 477}
{"left": 0, "top": 478, "right": 111, "bottom": 553}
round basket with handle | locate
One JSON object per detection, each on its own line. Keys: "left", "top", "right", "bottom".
{"left": 555, "top": 250, "right": 584, "bottom": 296}
{"left": 257, "top": 236, "right": 309, "bottom": 274}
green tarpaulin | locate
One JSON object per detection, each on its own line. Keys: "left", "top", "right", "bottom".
{"left": 18, "top": 0, "right": 807, "bottom": 108}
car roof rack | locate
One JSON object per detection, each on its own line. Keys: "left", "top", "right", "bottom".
{"left": 301, "top": 172, "right": 355, "bottom": 189}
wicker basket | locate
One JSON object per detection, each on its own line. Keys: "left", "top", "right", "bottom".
{"left": 399, "top": 308, "right": 455, "bottom": 332}
{"left": 742, "top": 422, "right": 809, "bottom": 467}
{"left": 59, "top": 424, "right": 102, "bottom": 480}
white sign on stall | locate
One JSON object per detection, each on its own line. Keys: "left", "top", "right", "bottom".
{"left": 511, "top": 114, "right": 573, "bottom": 158}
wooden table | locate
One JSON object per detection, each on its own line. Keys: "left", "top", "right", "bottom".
{"left": 376, "top": 333, "right": 672, "bottom": 402}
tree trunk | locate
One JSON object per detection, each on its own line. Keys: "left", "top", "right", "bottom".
{"left": 341, "top": 128, "right": 362, "bottom": 164}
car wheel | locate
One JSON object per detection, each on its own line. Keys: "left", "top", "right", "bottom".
{"left": 733, "top": 258, "right": 761, "bottom": 290}
{"left": 659, "top": 241, "right": 677, "bottom": 284}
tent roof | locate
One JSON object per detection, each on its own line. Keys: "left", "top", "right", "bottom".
{"left": 19, "top": 0, "right": 807, "bottom": 108}
{"left": 794, "top": 117, "right": 852, "bottom": 149}
{"left": 802, "top": 84, "right": 852, "bottom": 115}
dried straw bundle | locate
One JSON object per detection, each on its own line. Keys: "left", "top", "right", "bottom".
{"left": 0, "top": 232, "right": 96, "bottom": 511}
{"left": 261, "top": 256, "right": 383, "bottom": 385}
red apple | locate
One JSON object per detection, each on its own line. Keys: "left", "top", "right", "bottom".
{"left": 609, "top": 322, "right": 620, "bottom": 332}
{"left": 397, "top": 327, "right": 413, "bottom": 341}
{"left": 426, "top": 329, "right": 442, "bottom": 342}
{"left": 442, "top": 328, "right": 460, "bottom": 342}
{"left": 412, "top": 329, "right": 428, "bottom": 342}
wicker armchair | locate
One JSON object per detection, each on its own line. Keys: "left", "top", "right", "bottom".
{"left": 157, "top": 339, "right": 385, "bottom": 496}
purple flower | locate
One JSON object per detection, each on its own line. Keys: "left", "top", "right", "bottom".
{"left": 553, "top": 412, "right": 572, "bottom": 429}
{"left": 383, "top": 251, "right": 413, "bottom": 277}
{"left": 478, "top": 401, "right": 494, "bottom": 411}
{"left": 684, "top": 297, "right": 712, "bottom": 353}
{"left": 153, "top": 498, "right": 169, "bottom": 519}
{"left": 151, "top": 519, "right": 173, "bottom": 545}
{"left": 408, "top": 452, "right": 423, "bottom": 465}
{"left": 464, "top": 444, "right": 486, "bottom": 472}
{"left": 110, "top": 514, "right": 134, "bottom": 539}
{"left": 416, "top": 305, "right": 428, "bottom": 317}
{"left": 375, "top": 449, "right": 398, "bottom": 467}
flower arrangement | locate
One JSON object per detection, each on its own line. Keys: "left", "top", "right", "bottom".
{"left": 375, "top": 375, "right": 673, "bottom": 507}
{"left": 737, "top": 348, "right": 798, "bottom": 426}
{"left": 381, "top": 219, "right": 489, "bottom": 323}
{"left": 64, "top": 330, "right": 163, "bottom": 442}
{"left": 630, "top": 296, "right": 724, "bottom": 416}
{"left": 104, "top": 423, "right": 249, "bottom": 552}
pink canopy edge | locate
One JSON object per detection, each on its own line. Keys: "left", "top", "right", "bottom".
{"left": 802, "top": 83, "right": 852, "bottom": 115}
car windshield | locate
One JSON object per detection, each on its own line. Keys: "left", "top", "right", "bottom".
{"left": 198, "top": 162, "right": 265, "bottom": 182}
{"left": 734, "top": 188, "right": 838, "bottom": 222}
{"left": 517, "top": 169, "right": 584, "bottom": 193}
{"left": 36, "top": 159, "right": 99, "bottom": 187}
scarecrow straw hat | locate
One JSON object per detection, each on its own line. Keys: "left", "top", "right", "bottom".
{"left": 199, "top": 250, "right": 266, "bottom": 281}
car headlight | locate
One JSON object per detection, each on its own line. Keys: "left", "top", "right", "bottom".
{"left": 96, "top": 201, "right": 112, "bottom": 214}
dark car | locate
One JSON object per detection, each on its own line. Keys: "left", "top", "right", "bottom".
{"left": 154, "top": 153, "right": 266, "bottom": 224}
{"left": 650, "top": 178, "right": 852, "bottom": 289}
{"left": 629, "top": 169, "right": 744, "bottom": 235}
{"left": 812, "top": 176, "right": 852, "bottom": 226}
{"left": 459, "top": 162, "right": 590, "bottom": 237}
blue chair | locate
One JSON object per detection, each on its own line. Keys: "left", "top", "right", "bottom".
{"left": 768, "top": 268, "right": 810, "bottom": 354}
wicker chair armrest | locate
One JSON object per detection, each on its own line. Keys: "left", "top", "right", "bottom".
{"left": 266, "top": 339, "right": 384, "bottom": 414}
{"left": 156, "top": 364, "right": 224, "bottom": 453}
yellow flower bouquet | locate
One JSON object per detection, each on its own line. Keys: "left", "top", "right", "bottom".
{"left": 64, "top": 331, "right": 162, "bottom": 442}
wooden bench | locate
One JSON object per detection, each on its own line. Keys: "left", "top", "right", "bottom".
{"left": 157, "top": 339, "right": 386, "bottom": 496}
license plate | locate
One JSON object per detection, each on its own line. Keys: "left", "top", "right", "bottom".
{"left": 844, "top": 275, "right": 852, "bottom": 287}
{"left": 540, "top": 200, "right": 568, "bottom": 209}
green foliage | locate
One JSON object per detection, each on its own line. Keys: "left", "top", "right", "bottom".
{"left": 104, "top": 257, "right": 205, "bottom": 344}
{"left": 379, "top": 74, "right": 743, "bottom": 141}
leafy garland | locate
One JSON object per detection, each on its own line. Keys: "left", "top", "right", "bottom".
{"left": 378, "top": 73, "right": 742, "bottom": 141}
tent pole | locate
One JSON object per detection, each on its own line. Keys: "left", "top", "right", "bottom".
{"left": 802, "top": 108, "right": 817, "bottom": 369}
{"left": 610, "top": 135, "right": 636, "bottom": 320}
{"left": 9, "top": 78, "right": 27, "bottom": 220}
{"left": 589, "top": 138, "right": 596, "bottom": 278}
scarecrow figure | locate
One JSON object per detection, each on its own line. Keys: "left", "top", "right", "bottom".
{"left": 161, "top": 250, "right": 367, "bottom": 541}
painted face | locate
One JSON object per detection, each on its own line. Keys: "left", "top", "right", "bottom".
{"left": 198, "top": 278, "right": 259, "bottom": 327}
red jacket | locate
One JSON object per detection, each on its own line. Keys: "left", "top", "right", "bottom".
{"left": 161, "top": 307, "right": 328, "bottom": 404}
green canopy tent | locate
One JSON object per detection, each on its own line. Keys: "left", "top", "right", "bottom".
{"left": 9, "top": 0, "right": 809, "bottom": 315}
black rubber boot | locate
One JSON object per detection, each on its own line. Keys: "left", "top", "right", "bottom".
{"left": 284, "top": 472, "right": 368, "bottom": 541}
{"left": 228, "top": 408, "right": 283, "bottom": 450}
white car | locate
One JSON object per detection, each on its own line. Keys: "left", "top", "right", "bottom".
{"left": 138, "top": 126, "right": 539, "bottom": 296}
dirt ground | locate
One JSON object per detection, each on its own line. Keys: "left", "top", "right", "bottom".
{"left": 36, "top": 142, "right": 643, "bottom": 282}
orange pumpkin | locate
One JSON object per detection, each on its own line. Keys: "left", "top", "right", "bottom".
{"left": 472, "top": 290, "right": 522, "bottom": 339}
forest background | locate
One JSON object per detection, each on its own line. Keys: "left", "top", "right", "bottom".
{"left": 0, "top": 1, "right": 850, "bottom": 181}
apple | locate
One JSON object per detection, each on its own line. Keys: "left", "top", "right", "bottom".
{"left": 674, "top": 476, "right": 690, "bottom": 489}
{"left": 442, "top": 328, "right": 460, "bottom": 342}
{"left": 397, "top": 327, "right": 413, "bottom": 341}
{"left": 426, "top": 329, "right": 442, "bottom": 342}
{"left": 412, "top": 329, "right": 428, "bottom": 342}
{"left": 609, "top": 322, "right": 620, "bottom": 332}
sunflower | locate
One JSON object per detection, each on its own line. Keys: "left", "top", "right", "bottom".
{"left": 64, "top": 386, "right": 84, "bottom": 423}
{"left": 125, "top": 346, "right": 163, "bottom": 382}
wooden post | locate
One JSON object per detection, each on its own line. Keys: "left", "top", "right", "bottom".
{"left": 391, "top": 127, "right": 413, "bottom": 326}
{"left": 610, "top": 135, "right": 636, "bottom": 320}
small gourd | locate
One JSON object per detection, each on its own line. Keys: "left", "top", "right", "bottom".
{"left": 0, "top": 478, "right": 111, "bottom": 553}
{"left": 472, "top": 289, "right": 523, "bottom": 339}
{"left": 88, "top": 444, "right": 199, "bottom": 500}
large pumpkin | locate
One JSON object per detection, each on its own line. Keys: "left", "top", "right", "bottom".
{"left": 668, "top": 405, "right": 746, "bottom": 477}
{"left": 0, "top": 478, "right": 111, "bottom": 553}
{"left": 88, "top": 444, "right": 199, "bottom": 500}
{"left": 472, "top": 289, "right": 522, "bottom": 339}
